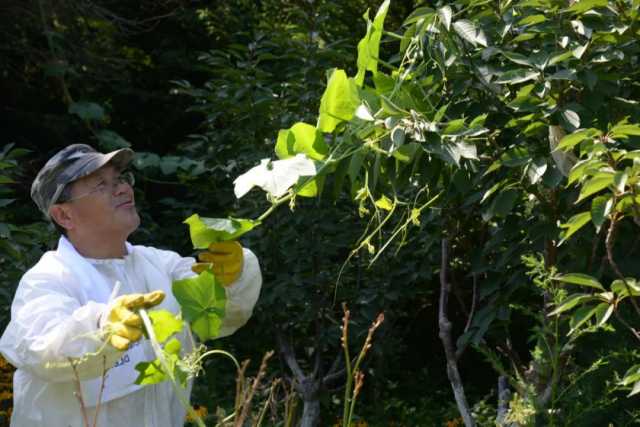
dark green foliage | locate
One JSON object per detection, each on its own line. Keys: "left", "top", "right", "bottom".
{"left": 4, "top": 0, "right": 640, "bottom": 425}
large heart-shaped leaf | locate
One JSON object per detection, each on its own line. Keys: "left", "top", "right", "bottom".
{"left": 172, "top": 271, "right": 227, "bottom": 341}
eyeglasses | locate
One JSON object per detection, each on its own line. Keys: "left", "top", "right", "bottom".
{"left": 61, "top": 171, "right": 135, "bottom": 203}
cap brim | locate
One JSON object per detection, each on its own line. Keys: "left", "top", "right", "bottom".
{"left": 71, "top": 148, "right": 134, "bottom": 182}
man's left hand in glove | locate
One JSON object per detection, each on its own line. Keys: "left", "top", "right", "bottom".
{"left": 191, "top": 241, "right": 244, "bottom": 286}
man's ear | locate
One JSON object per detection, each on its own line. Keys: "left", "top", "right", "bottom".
{"left": 49, "top": 204, "right": 74, "bottom": 232}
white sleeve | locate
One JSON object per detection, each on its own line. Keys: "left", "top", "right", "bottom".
{"left": 0, "top": 273, "right": 121, "bottom": 382}
{"left": 217, "top": 248, "right": 262, "bottom": 338}
{"left": 163, "top": 247, "right": 262, "bottom": 339}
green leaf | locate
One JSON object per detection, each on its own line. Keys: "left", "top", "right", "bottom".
{"left": 576, "top": 173, "right": 614, "bottom": 202}
{"left": 566, "top": 0, "right": 608, "bottom": 14}
{"left": 561, "top": 109, "right": 580, "bottom": 129}
{"left": 556, "top": 128, "right": 601, "bottom": 151}
{"left": 481, "top": 181, "right": 503, "bottom": 204}
{"left": 403, "top": 6, "right": 434, "bottom": 25}
{"left": 495, "top": 69, "right": 540, "bottom": 84}
{"left": 567, "top": 159, "right": 606, "bottom": 186}
{"left": 611, "top": 279, "right": 640, "bottom": 298}
{"left": 609, "top": 122, "right": 640, "bottom": 140}
{"left": 629, "top": 381, "right": 640, "bottom": 397}
{"left": 613, "top": 171, "right": 628, "bottom": 194}
{"left": 135, "top": 359, "right": 167, "bottom": 385}
{"left": 559, "top": 211, "right": 591, "bottom": 244}
{"left": 438, "top": 5, "right": 452, "bottom": 30}
{"left": 502, "top": 51, "right": 534, "bottom": 67}
{"left": 594, "top": 302, "right": 614, "bottom": 327}
{"left": 172, "top": 271, "right": 227, "bottom": 341}
{"left": 501, "top": 146, "right": 530, "bottom": 167}
{"left": 294, "top": 174, "right": 321, "bottom": 198}
{"left": 184, "top": 214, "right": 259, "bottom": 249}
{"left": 550, "top": 293, "right": 596, "bottom": 316}
{"left": 556, "top": 273, "right": 604, "bottom": 290}
{"left": 526, "top": 158, "right": 547, "bottom": 184}
{"left": 134, "top": 339, "right": 185, "bottom": 387}
{"left": 95, "top": 129, "right": 131, "bottom": 150}
{"left": 568, "top": 304, "right": 599, "bottom": 335}
{"left": 149, "top": 310, "right": 184, "bottom": 343}
{"left": 275, "top": 122, "right": 328, "bottom": 161}
{"left": 355, "top": 0, "right": 390, "bottom": 86}
{"left": 318, "top": 69, "right": 360, "bottom": 133}
{"left": 68, "top": 101, "right": 106, "bottom": 121}
{"left": 517, "top": 14, "right": 547, "bottom": 26}
{"left": 590, "top": 195, "right": 612, "bottom": 230}
{"left": 452, "top": 19, "right": 488, "bottom": 47}
{"left": 483, "top": 189, "right": 518, "bottom": 220}
{"left": 621, "top": 364, "right": 640, "bottom": 386}
{"left": 0, "top": 176, "right": 15, "bottom": 184}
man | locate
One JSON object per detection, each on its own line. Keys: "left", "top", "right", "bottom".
{"left": 0, "top": 144, "right": 262, "bottom": 426}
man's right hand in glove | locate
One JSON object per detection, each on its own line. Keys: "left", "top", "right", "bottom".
{"left": 103, "top": 290, "right": 165, "bottom": 351}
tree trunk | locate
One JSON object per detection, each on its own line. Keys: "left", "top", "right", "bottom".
{"left": 298, "top": 398, "right": 320, "bottom": 427}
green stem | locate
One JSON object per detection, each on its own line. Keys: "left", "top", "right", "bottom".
{"left": 342, "top": 325, "right": 352, "bottom": 427}
{"left": 139, "top": 310, "right": 206, "bottom": 427}
{"left": 195, "top": 349, "right": 240, "bottom": 370}
{"left": 257, "top": 194, "right": 293, "bottom": 223}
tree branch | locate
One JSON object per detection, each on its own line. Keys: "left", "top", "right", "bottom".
{"left": 606, "top": 215, "right": 640, "bottom": 316}
{"left": 439, "top": 238, "right": 476, "bottom": 427}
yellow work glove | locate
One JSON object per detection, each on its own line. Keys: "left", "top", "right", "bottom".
{"left": 192, "top": 241, "right": 244, "bottom": 286}
{"left": 104, "top": 290, "right": 165, "bottom": 351}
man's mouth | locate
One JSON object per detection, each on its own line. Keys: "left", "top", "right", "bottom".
{"left": 116, "top": 200, "right": 134, "bottom": 208}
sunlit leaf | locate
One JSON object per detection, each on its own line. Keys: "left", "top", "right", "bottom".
{"left": 149, "top": 310, "right": 184, "bottom": 343}
{"left": 568, "top": 304, "right": 599, "bottom": 335}
{"left": 550, "top": 293, "right": 596, "bottom": 316}
{"left": 495, "top": 69, "right": 539, "bottom": 84}
{"left": 438, "top": 5, "right": 452, "bottom": 30}
{"left": 559, "top": 211, "right": 591, "bottom": 244}
{"left": 591, "top": 195, "right": 612, "bottom": 231}
{"left": 576, "top": 173, "right": 614, "bottom": 202}
{"left": 184, "top": 214, "right": 260, "bottom": 248}
{"left": 453, "top": 19, "right": 488, "bottom": 47}
{"left": 611, "top": 279, "right": 640, "bottom": 298}
{"left": 566, "top": 0, "right": 608, "bottom": 14}
{"left": 526, "top": 158, "right": 547, "bottom": 184}
{"left": 318, "top": 69, "right": 360, "bottom": 132}
{"left": 172, "top": 271, "right": 227, "bottom": 341}
{"left": 275, "top": 122, "right": 328, "bottom": 160}
{"left": 355, "top": 0, "right": 390, "bottom": 86}
{"left": 556, "top": 273, "right": 604, "bottom": 290}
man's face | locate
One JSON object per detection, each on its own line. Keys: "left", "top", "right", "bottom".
{"left": 60, "top": 164, "right": 140, "bottom": 239}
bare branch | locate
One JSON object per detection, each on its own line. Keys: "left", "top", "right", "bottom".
{"left": 276, "top": 330, "right": 305, "bottom": 381}
{"left": 439, "top": 238, "right": 476, "bottom": 427}
{"left": 92, "top": 355, "right": 108, "bottom": 427}
{"left": 69, "top": 358, "right": 90, "bottom": 427}
{"left": 606, "top": 215, "right": 640, "bottom": 316}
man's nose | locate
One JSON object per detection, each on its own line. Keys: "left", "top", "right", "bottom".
{"left": 113, "top": 180, "right": 131, "bottom": 196}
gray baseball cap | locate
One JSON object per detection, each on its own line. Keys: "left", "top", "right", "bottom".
{"left": 31, "top": 144, "right": 134, "bottom": 218}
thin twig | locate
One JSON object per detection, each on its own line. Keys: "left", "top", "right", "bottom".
{"left": 606, "top": 216, "right": 640, "bottom": 316}
{"left": 234, "top": 351, "right": 274, "bottom": 427}
{"left": 92, "top": 355, "right": 108, "bottom": 427}
{"left": 69, "top": 359, "right": 91, "bottom": 427}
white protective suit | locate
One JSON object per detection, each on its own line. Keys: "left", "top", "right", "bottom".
{"left": 0, "top": 236, "right": 262, "bottom": 427}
